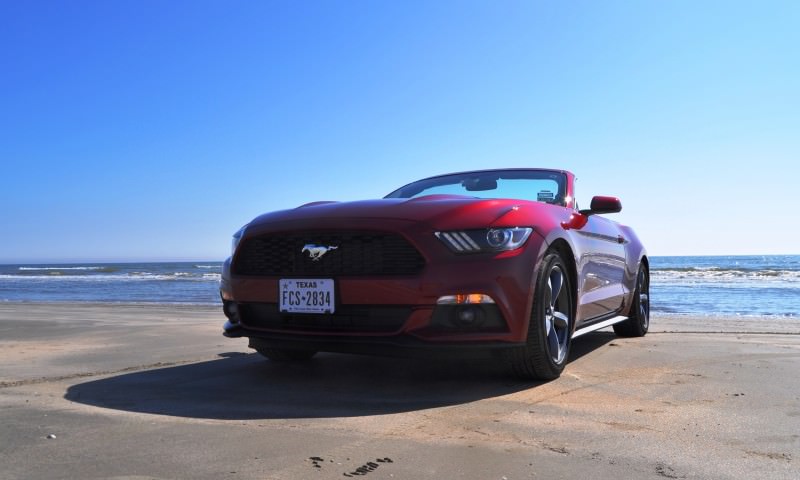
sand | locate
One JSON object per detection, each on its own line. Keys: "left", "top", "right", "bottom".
{"left": 0, "top": 303, "right": 798, "bottom": 479}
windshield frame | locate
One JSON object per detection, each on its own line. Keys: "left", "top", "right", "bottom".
{"left": 384, "top": 169, "right": 569, "bottom": 207}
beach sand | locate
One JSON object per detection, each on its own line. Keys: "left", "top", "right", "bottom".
{"left": 1, "top": 303, "right": 798, "bottom": 479}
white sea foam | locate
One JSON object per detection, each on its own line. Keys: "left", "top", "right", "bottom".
{"left": 652, "top": 268, "right": 800, "bottom": 284}
{"left": 194, "top": 265, "right": 221, "bottom": 269}
{"left": 18, "top": 266, "right": 108, "bottom": 271}
{"left": 0, "top": 273, "right": 219, "bottom": 282}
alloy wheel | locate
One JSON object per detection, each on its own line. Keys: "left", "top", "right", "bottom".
{"left": 545, "top": 265, "right": 571, "bottom": 364}
{"left": 638, "top": 268, "right": 650, "bottom": 329}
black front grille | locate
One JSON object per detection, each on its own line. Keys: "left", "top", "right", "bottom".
{"left": 238, "top": 303, "right": 410, "bottom": 333}
{"left": 233, "top": 231, "right": 425, "bottom": 276}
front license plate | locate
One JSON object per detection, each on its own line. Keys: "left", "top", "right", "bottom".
{"left": 279, "top": 279, "right": 335, "bottom": 314}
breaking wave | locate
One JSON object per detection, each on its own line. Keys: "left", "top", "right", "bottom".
{"left": 18, "top": 266, "right": 118, "bottom": 273}
{"left": 652, "top": 267, "right": 800, "bottom": 284}
{"left": 0, "top": 272, "right": 221, "bottom": 282}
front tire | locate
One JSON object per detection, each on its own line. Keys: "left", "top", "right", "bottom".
{"left": 613, "top": 264, "right": 650, "bottom": 337}
{"left": 508, "top": 251, "right": 574, "bottom": 380}
{"left": 256, "top": 348, "right": 317, "bottom": 362}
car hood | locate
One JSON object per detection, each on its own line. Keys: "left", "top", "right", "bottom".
{"left": 248, "top": 195, "right": 562, "bottom": 231}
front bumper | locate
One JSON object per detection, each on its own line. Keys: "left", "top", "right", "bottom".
{"left": 220, "top": 220, "right": 548, "bottom": 346}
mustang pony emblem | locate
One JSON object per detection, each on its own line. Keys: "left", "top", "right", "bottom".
{"left": 302, "top": 244, "right": 338, "bottom": 261}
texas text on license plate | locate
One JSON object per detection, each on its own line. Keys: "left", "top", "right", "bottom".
{"left": 279, "top": 279, "right": 335, "bottom": 314}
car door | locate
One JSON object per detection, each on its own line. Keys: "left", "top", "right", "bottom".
{"left": 573, "top": 214, "right": 627, "bottom": 322}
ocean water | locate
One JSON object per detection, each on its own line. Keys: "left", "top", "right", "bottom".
{"left": 0, "top": 256, "right": 798, "bottom": 317}
{"left": 0, "top": 262, "right": 223, "bottom": 305}
{"left": 649, "top": 255, "right": 799, "bottom": 318}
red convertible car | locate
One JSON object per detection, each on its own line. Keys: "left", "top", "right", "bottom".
{"left": 221, "top": 169, "right": 649, "bottom": 379}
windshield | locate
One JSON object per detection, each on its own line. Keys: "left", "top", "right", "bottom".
{"left": 385, "top": 169, "right": 567, "bottom": 206}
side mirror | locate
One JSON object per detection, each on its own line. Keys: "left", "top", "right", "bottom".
{"left": 580, "top": 196, "right": 622, "bottom": 216}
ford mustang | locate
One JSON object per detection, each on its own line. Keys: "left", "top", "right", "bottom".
{"left": 220, "top": 168, "right": 649, "bottom": 379}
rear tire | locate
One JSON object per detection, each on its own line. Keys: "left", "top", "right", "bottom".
{"left": 508, "top": 251, "right": 574, "bottom": 380}
{"left": 256, "top": 348, "right": 317, "bottom": 362}
{"left": 613, "top": 264, "right": 650, "bottom": 337}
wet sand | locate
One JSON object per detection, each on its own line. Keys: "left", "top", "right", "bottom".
{"left": 1, "top": 303, "right": 798, "bottom": 479}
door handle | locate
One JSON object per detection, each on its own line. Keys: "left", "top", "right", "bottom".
{"left": 617, "top": 235, "right": 625, "bottom": 244}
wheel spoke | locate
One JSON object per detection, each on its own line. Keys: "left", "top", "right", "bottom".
{"left": 549, "top": 268, "right": 563, "bottom": 308}
{"left": 546, "top": 319, "right": 560, "bottom": 360}
{"left": 552, "top": 311, "right": 569, "bottom": 330}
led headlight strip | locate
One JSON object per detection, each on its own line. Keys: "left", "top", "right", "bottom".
{"left": 435, "top": 231, "right": 481, "bottom": 252}
{"left": 435, "top": 227, "right": 532, "bottom": 253}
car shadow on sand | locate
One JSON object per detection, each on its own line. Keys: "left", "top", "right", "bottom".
{"left": 64, "top": 332, "right": 616, "bottom": 420}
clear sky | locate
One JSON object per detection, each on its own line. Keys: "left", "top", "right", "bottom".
{"left": 1, "top": 0, "right": 798, "bottom": 263}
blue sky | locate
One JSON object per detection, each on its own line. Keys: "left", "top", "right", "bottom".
{"left": 1, "top": 0, "right": 798, "bottom": 263}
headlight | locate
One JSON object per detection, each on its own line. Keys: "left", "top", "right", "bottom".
{"left": 231, "top": 225, "right": 247, "bottom": 256}
{"left": 435, "top": 227, "right": 533, "bottom": 253}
